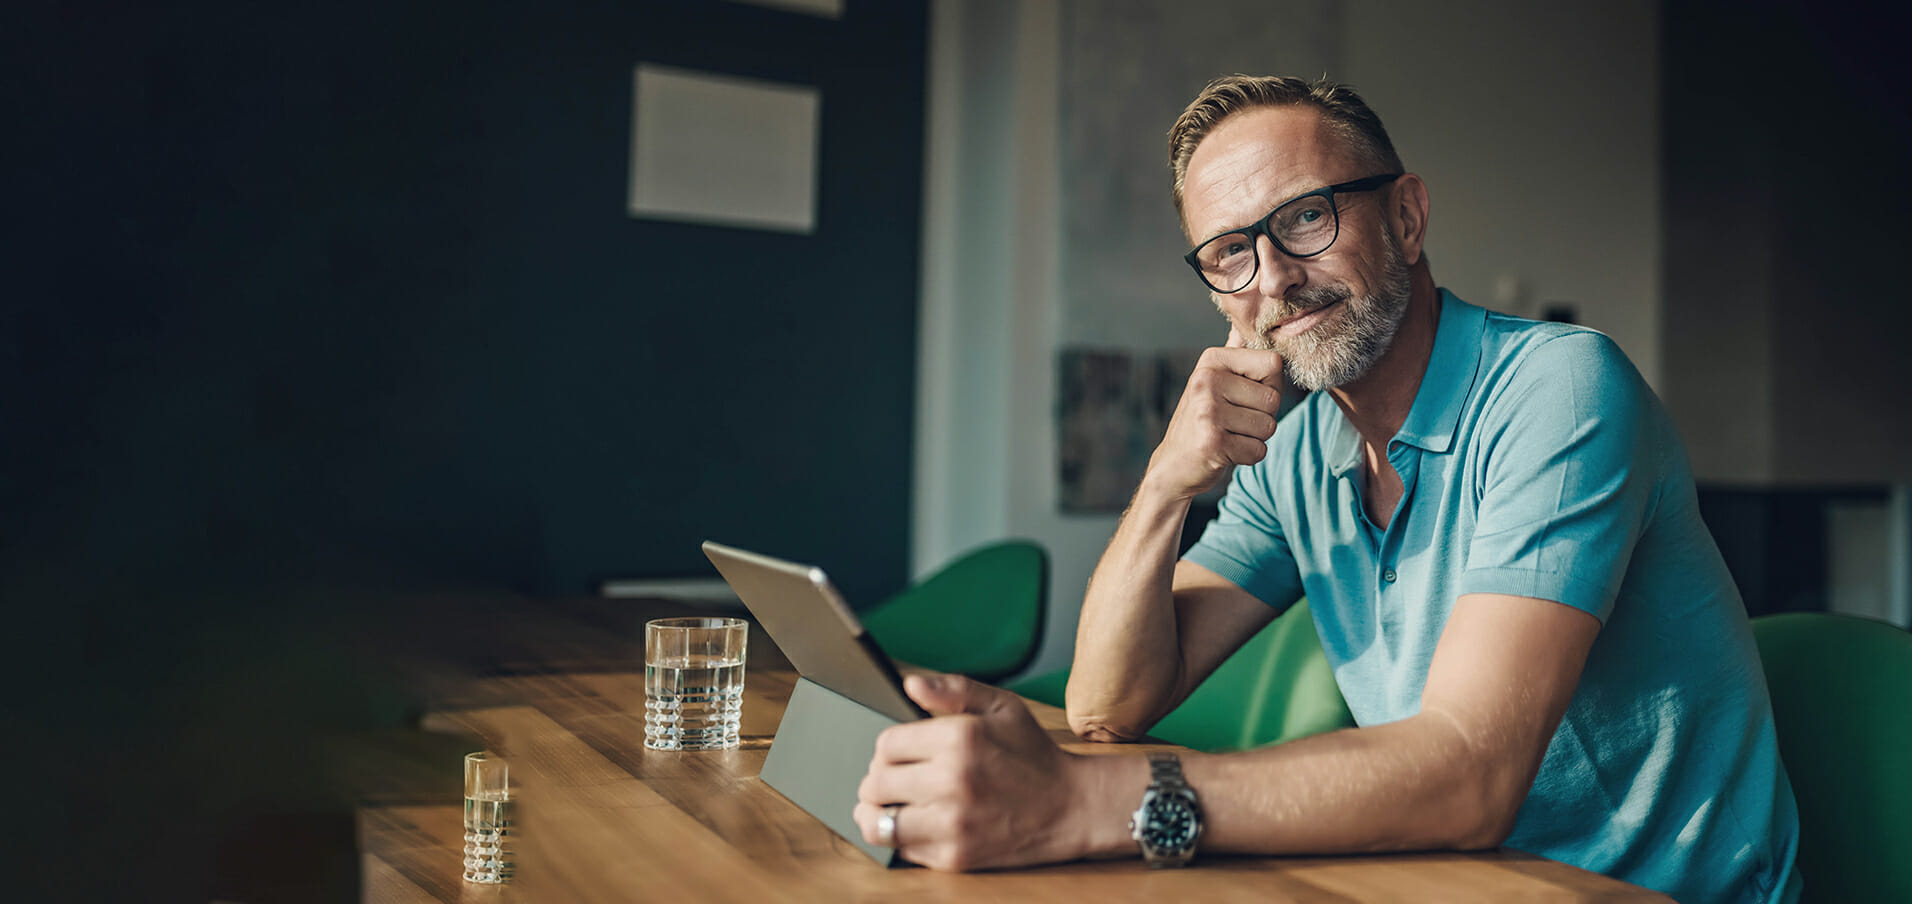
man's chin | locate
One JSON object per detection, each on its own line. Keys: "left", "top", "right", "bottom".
{"left": 1282, "top": 338, "right": 1378, "bottom": 392}
{"left": 1281, "top": 355, "right": 1332, "bottom": 392}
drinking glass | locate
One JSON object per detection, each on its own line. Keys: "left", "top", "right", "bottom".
{"left": 462, "top": 751, "right": 513, "bottom": 884}
{"left": 644, "top": 617, "right": 748, "bottom": 750}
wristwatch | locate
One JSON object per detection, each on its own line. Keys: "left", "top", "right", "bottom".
{"left": 1129, "top": 752, "right": 1202, "bottom": 867}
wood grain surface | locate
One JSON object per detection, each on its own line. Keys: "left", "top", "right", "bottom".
{"left": 355, "top": 601, "right": 1672, "bottom": 902}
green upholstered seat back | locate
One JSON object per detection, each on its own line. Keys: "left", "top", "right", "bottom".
{"left": 1151, "top": 598, "right": 1354, "bottom": 752}
{"left": 1752, "top": 613, "right": 1912, "bottom": 903}
{"left": 1007, "top": 599, "right": 1354, "bottom": 753}
{"left": 862, "top": 540, "right": 1047, "bottom": 682}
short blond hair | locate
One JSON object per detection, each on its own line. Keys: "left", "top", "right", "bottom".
{"left": 1168, "top": 75, "right": 1403, "bottom": 221}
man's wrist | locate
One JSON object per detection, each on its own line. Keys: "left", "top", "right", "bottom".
{"left": 1066, "top": 752, "right": 1154, "bottom": 859}
{"left": 1130, "top": 472, "right": 1200, "bottom": 518}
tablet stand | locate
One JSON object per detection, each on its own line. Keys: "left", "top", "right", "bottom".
{"left": 759, "top": 676, "right": 904, "bottom": 867}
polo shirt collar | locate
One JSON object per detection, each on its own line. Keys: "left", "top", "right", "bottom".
{"left": 1325, "top": 288, "right": 1486, "bottom": 477}
{"left": 1393, "top": 288, "right": 1486, "bottom": 454}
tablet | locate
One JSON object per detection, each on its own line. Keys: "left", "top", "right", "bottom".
{"left": 701, "top": 541, "right": 927, "bottom": 723}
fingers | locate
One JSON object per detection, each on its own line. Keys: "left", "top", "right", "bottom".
{"left": 855, "top": 799, "right": 967, "bottom": 868}
{"left": 853, "top": 799, "right": 884, "bottom": 844}
{"left": 856, "top": 798, "right": 936, "bottom": 849}
{"left": 854, "top": 678, "right": 1072, "bottom": 873}
{"left": 1224, "top": 433, "right": 1270, "bottom": 467}
{"left": 855, "top": 747, "right": 961, "bottom": 866}
{"left": 858, "top": 757, "right": 939, "bottom": 805}
{"left": 871, "top": 672, "right": 1037, "bottom": 770}
{"left": 1145, "top": 343, "right": 1286, "bottom": 499}
{"left": 1199, "top": 345, "right": 1285, "bottom": 387}
{"left": 1183, "top": 365, "right": 1282, "bottom": 434}
{"left": 1212, "top": 395, "right": 1279, "bottom": 441}
{"left": 873, "top": 708, "right": 987, "bottom": 765}
{"left": 902, "top": 672, "right": 956, "bottom": 713}
{"left": 1210, "top": 370, "right": 1282, "bottom": 416}
{"left": 904, "top": 671, "right": 1021, "bottom": 718}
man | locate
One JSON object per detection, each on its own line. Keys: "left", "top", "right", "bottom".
{"left": 854, "top": 76, "right": 1799, "bottom": 904}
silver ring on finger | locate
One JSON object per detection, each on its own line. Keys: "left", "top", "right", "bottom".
{"left": 876, "top": 803, "right": 904, "bottom": 847}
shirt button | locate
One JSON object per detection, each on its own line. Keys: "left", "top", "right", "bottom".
{"left": 1382, "top": 568, "right": 1398, "bottom": 583}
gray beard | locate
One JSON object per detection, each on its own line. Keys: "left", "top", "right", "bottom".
{"left": 1244, "top": 232, "right": 1413, "bottom": 391}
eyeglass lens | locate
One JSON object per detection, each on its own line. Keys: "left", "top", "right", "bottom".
{"left": 1194, "top": 193, "right": 1339, "bottom": 293}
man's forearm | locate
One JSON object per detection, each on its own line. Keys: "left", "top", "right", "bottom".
{"left": 1068, "top": 340, "right": 1286, "bottom": 738}
{"left": 1063, "top": 591, "right": 1595, "bottom": 865}
{"left": 1067, "top": 712, "right": 1513, "bottom": 860}
{"left": 1067, "top": 479, "right": 1195, "bottom": 739}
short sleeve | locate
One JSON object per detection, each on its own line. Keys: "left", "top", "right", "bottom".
{"left": 1459, "top": 332, "right": 1659, "bottom": 624}
{"left": 1182, "top": 453, "right": 1306, "bottom": 612}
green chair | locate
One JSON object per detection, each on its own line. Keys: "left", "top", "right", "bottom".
{"left": 862, "top": 540, "right": 1047, "bottom": 682}
{"left": 1751, "top": 613, "right": 1912, "bottom": 903}
{"left": 1008, "top": 598, "right": 1355, "bottom": 752}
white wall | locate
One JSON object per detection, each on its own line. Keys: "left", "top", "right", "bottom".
{"left": 1057, "top": 0, "right": 1342, "bottom": 352}
{"left": 915, "top": 0, "right": 1664, "bottom": 679}
{"left": 915, "top": 0, "right": 1103, "bottom": 679}
{"left": 1341, "top": 0, "right": 1662, "bottom": 386}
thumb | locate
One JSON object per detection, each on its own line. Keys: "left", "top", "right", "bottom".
{"left": 1226, "top": 326, "right": 1246, "bottom": 349}
{"left": 904, "top": 672, "right": 1005, "bottom": 717}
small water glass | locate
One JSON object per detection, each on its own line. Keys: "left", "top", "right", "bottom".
{"left": 462, "top": 751, "right": 514, "bottom": 884}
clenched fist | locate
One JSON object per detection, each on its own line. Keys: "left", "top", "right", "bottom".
{"left": 1144, "top": 328, "right": 1285, "bottom": 501}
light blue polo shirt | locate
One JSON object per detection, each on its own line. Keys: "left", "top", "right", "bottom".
{"left": 1184, "top": 290, "right": 1800, "bottom": 904}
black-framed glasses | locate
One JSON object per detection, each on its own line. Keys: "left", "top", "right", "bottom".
{"left": 1184, "top": 173, "right": 1402, "bottom": 294}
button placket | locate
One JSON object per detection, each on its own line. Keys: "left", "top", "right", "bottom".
{"left": 1375, "top": 444, "right": 1417, "bottom": 594}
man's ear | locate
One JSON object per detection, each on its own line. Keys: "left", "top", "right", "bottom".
{"left": 1390, "top": 174, "right": 1431, "bottom": 266}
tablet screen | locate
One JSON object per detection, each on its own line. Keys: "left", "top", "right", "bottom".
{"left": 702, "top": 541, "right": 927, "bottom": 722}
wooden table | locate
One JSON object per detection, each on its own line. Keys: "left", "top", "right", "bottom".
{"left": 356, "top": 603, "right": 1671, "bottom": 902}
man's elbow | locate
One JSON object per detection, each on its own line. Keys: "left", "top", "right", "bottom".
{"left": 1063, "top": 679, "right": 1155, "bottom": 742}
{"left": 1065, "top": 708, "right": 1147, "bottom": 743}
{"left": 1443, "top": 768, "right": 1527, "bottom": 851}
{"left": 1450, "top": 801, "right": 1519, "bottom": 851}
{"left": 1416, "top": 711, "right": 1534, "bottom": 851}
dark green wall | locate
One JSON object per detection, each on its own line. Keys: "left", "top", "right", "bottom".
{"left": 6, "top": 0, "right": 925, "bottom": 602}
{"left": 6, "top": 2, "right": 925, "bottom": 898}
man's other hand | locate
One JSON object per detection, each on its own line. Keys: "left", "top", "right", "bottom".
{"left": 854, "top": 673, "right": 1093, "bottom": 871}
{"left": 1144, "top": 330, "right": 1285, "bottom": 501}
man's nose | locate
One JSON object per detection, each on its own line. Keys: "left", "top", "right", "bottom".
{"left": 1252, "top": 233, "right": 1306, "bottom": 302}
{"left": 1219, "top": 235, "right": 1306, "bottom": 337}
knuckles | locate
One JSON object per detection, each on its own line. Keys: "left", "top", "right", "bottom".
{"left": 1185, "top": 391, "right": 1219, "bottom": 421}
{"left": 944, "top": 714, "right": 987, "bottom": 751}
{"left": 1255, "top": 384, "right": 1283, "bottom": 413}
{"left": 1252, "top": 411, "right": 1278, "bottom": 438}
{"left": 927, "top": 826, "right": 982, "bottom": 872}
{"left": 940, "top": 843, "right": 978, "bottom": 873}
{"left": 873, "top": 727, "right": 906, "bottom": 762}
{"left": 1185, "top": 365, "right": 1234, "bottom": 406}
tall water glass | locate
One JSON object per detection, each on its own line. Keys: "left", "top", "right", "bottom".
{"left": 462, "top": 751, "right": 513, "bottom": 884}
{"left": 645, "top": 617, "right": 748, "bottom": 750}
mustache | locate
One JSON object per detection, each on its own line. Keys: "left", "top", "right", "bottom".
{"left": 1241, "top": 284, "right": 1354, "bottom": 349}
{"left": 1277, "top": 284, "right": 1351, "bottom": 321}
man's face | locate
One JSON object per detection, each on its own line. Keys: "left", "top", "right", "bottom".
{"left": 1181, "top": 106, "right": 1412, "bottom": 391}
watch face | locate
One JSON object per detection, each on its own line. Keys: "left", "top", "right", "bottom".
{"left": 1141, "top": 795, "right": 1199, "bottom": 852}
